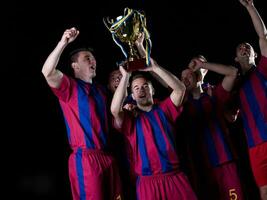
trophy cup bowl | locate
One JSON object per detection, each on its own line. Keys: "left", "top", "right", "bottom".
{"left": 104, "top": 8, "right": 152, "bottom": 71}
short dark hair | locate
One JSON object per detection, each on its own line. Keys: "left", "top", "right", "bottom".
{"left": 130, "top": 73, "right": 152, "bottom": 90}
{"left": 69, "top": 47, "right": 94, "bottom": 62}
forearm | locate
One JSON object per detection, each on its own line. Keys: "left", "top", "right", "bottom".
{"left": 152, "top": 64, "right": 185, "bottom": 92}
{"left": 203, "top": 62, "right": 238, "bottom": 91}
{"left": 149, "top": 71, "right": 169, "bottom": 88}
{"left": 149, "top": 61, "right": 185, "bottom": 106}
{"left": 203, "top": 62, "right": 238, "bottom": 77}
{"left": 246, "top": 5, "right": 267, "bottom": 39}
{"left": 42, "top": 41, "right": 67, "bottom": 77}
{"left": 110, "top": 74, "right": 130, "bottom": 117}
{"left": 135, "top": 43, "right": 146, "bottom": 58}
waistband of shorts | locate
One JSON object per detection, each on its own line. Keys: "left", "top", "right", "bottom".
{"left": 72, "top": 147, "right": 110, "bottom": 156}
{"left": 138, "top": 169, "right": 181, "bottom": 180}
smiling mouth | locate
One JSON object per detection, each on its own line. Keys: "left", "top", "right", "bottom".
{"left": 139, "top": 94, "right": 146, "bottom": 98}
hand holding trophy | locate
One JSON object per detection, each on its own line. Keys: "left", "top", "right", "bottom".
{"left": 103, "top": 8, "right": 152, "bottom": 71}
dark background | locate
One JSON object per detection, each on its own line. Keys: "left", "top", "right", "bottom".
{"left": 12, "top": 0, "right": 266, "bottom": 199}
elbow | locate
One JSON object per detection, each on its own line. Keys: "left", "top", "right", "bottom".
{"left": 110, "top": 107, "right": 116, "bottom": 117}
{"left": 41, "top": 63, "right": 57, "bottom": 78}
{"left": 228, "top": 66, "right": 238, "bottom": 78}
{"left": 180, "top": 85, "right": 186, "bottom": 97}
{"left": 231, "top": 66, "right": 238, "bottom": 78}
{"left": 174, "top": 82, "right": 186, "bottom": 96}
{"left": 179, "top": 82, "right": 186, "bottom": 93}
{"left": 41, "top": 68, "right": 49, "bottom": 77}
{"left": 41, "top": 67, "right": 52, "bottom": 78}
{"left": 110, "top": 106, "right": 120, "bottom": 118}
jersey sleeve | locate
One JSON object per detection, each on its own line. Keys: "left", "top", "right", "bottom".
{"left": 112, "top": 111, "right": 135, "bottom": 136}
{"left": 50, "top": 74, "right": 72, "bottom": 102}
{"left": 159, "top": 97, "right": 183, "bottom": 123}
{"left": 258, "top": 55, "right": 267, "bottom": 78}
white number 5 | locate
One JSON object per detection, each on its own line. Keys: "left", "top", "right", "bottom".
{"left": 229, "top": 188, "right": 238, "bottom": 200}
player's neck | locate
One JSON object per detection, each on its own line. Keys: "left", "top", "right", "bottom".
{"left": 239, "top": 60, "right": 255, "bottom": 75}
{"left": 138, "top": 104, "right": 153, "bottom": 112}
{"left": 75, "top": 73, "right": 93, "bottom": 84}
{"left": 241, "top": 63, "right": 255, "bottom": 75}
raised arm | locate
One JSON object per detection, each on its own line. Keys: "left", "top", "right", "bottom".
{"left": 135, "top": 33, "right": 169, "bottom": 88}
{"left": 41, "top": 27, "right": 79, "bottom": 88}
{"left": 144, "top": 58, "right": 186, "bottom": 106}
{"left": 110, "top": 66, "right": 131, "bottom": 128}
{"left": 189, "top": 57, "right": 238, "bottom": 92}
{"left": 135, "top": 32, "right": 146, "bottom": 58}
{"left": 239, "top": 0, "right": 267, "bottom": 57}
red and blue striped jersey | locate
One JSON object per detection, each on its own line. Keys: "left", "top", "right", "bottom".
{"left": 239, "top": 56, "right": 267, "bottom": 148}
{"left": 119, "top": 97, "right": 183, "bottom": 176}
{"left": 184, "top": 84, "right": 235, "bottom": 167}
{"left": 50, "top": 74, "right": 109, "bottom": 150}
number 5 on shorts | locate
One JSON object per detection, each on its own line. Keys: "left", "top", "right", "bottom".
{"left": 229, "top": 188, "right": 238, "bottom": 200}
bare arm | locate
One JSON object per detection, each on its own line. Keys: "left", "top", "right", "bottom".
{"left": 135, "top": 32, "right": 146, "bottom": 58}
{"left": 189, "top": 57, "right": 238, "bottom": 91}
{"left": 41, "top": 27, "right": 79, "bottom": 88}
{"left": 110, "top": 66, "right": 131, "bottom": 128}
{"left": 239, "top": 0, "right": 267, "bottom": 57}
{"left": 203, "top": 62, "right": 238, "bottom": 92}
{"left": 143, "top": 58, "right": 186, "bottom": 106}
{"left": 135, "top": 33, "right": 169, "bottom": 88}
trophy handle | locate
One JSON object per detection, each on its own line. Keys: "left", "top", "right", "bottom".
{"left": 112, "top": 34, "right": 128, "bottom": 58}
{"left": 103, "top": 17, "right": 113, "bottom": 30}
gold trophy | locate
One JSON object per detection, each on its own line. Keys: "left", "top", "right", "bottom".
{"left": 103, "top": 8, "right": 152, "bottom": 71}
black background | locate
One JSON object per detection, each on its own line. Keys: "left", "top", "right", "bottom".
{"left": 12, "top": 0, "right": 266, "bottom": 199}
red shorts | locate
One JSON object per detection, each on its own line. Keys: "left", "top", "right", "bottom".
{"left": 212, "top": 162, "right": 244, "bottom": 200}
{"left": 69, "top": 149, "right": 122, "bottom": 200}
{"left": 249, "top": 142, "right": 267, "bottom": 186}
{"left": 136, "top": 171, "right": 197, "bottom": 200}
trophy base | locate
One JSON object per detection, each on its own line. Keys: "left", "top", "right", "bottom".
{"left": 127, "top": 58, "right": 146, "bottom": 72}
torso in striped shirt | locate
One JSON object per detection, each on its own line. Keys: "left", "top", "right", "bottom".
{"left": 239, "top": 56, "right": 267, "bottom": 148}
{"left": 51, "top": 74, "right": 109, "bottom": 150}
{"left": 121, "top": 97, "right": 182, "bottom": 176}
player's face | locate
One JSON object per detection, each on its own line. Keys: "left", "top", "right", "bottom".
{"left": 181, "top": 69, "right": 197, "bottom": 91}
{"left": 235, "top": 43, "right": 255, "bottom": 63}
{"left": 76, "top": 51, "right": 97, "bottom": 79}
{"left": 108, "top": 70, "right": 122, "bottom": 93}
{"left": 131, "top": 77, "right": 153, "bottom": 106}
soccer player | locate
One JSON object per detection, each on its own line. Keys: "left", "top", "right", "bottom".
{"left": 180, "top": 55, "right": 245, "bottom": 200}
{"left": 41, "top": 27, "right": 122, "bottom": 200}
{"left": 110, "top": 57, "right": 197, "bottom": 200}
{"left": 234, "top": 0, "right": 267, "bottom": 199}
